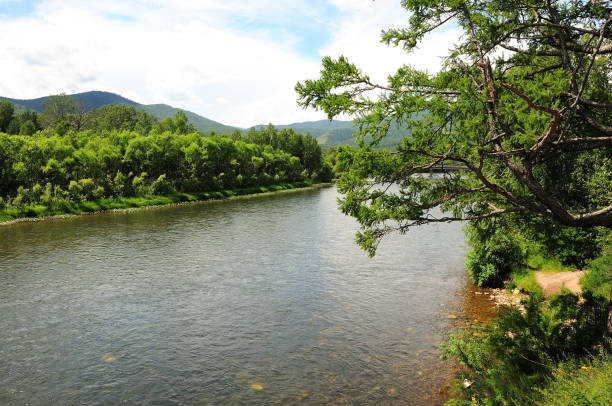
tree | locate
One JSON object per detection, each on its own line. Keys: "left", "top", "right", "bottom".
{"left": 0, "top": 100, "right": 14, "bottom": 132}
{"left": 296, "top": 0, "right": 611, "bottom": 334}
{"left": 41, "top": 93, "right": 78, "bottom": 129}
{"left": 297, "top": 0, "right": 611, "bottom": 252}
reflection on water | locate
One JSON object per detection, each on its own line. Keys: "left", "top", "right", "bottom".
{"left": 0, "top": 186, "right": 492, "bottom": 405}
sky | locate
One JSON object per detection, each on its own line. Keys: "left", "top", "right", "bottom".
{"left": 0, "top": 0, "right": 460, "bottom": 128}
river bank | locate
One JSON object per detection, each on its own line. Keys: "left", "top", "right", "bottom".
{"left": 0, "top": 181, "right": 333, "bottom": 226}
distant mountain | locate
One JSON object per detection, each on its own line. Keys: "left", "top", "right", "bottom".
{"left": 253, "top": 119, "right": 354, "bottom": 142}
{"left": 0, "top": 91, "right": 238, "bottom": 135}
{"left": 138, "top": 103, "right": 238, "bottom": 135}
{"left": 1, "top": 91, "right": 139, "bottom": 112}
{"left": 1, "top": 91, "right": 412, "bottom": 147}
{"left": 254, "top": 119, "right": 411, "bottom": 148}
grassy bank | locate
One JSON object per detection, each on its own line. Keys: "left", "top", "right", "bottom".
{"left": 537, "top": 354, "right": 612, "bottom": 405}
{"left": 0, "top": 181, "right": 330, "bottom": 224}
{"left": 444, "top": 244, "right": 611, "bottom": 405}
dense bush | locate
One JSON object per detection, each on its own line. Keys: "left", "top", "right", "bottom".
{"left": 520, "top": 218, "right": 604, "bottom": 269}
{"left": 465, "top": 221, "right": 526, "bottom": 287}
{"left": 581, "top": 235, "right": 612, "bottom": 300}
{"left": 443, "top": 293, "right": 609, "bottom": 405}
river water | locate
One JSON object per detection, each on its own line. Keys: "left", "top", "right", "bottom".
{"left": 0, "top": 185, "right": 493, "bottom": 405}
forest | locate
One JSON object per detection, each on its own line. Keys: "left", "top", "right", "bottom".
{"left": 0, "top": 96, "right": 333, "bottom": 221}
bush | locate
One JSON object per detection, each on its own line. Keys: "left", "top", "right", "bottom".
{"left": 535, "top": 222, "right": 602, "bottom": 269}
{"left": 132, "top": 173, "right": 149, "bottom": 196}
{"left": 67, "top": 180, "right": 81, "bottom": 200}
{"left": 150, "top": 174, "right": 174, "bottom": 195}
{"left": 581, "top": 240, "right": 612, "bottom": 299}
{"left": 78, "top": 178, "right": 97, "bottom": 200}
{"left": 12, "top": 186, "right": 31, "bottom": 207}
{"left": 113, "top": 171, "right": 128, "bottom": 196}
{"left": 443, "top": 293, "right": 609, "bottom": 405}
{"left": 40, "top": 183, "right": 53, "bottom": 205}
{"left": 465, "top": 221, "right": 526, "bottom": 287}
{"left": 537, "top": 355, "right": 612, "bottom": 405}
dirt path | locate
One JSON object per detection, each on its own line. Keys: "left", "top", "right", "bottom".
{"left": 534, "top": 271, "right": 584, "bottom": 297}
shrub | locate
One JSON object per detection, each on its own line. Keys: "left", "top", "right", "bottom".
{"left": 465, "top": 222, "right": 526, "bottom": 287}
{"left": 78, "top": 178, "right": 97, "bottom": 200}
{"left": 12, "top": 186, "right": 31, "bottom": 207}
{"left": 92, "top": 186, "right": 105, "bottom": 200}
{"left": 31, "top": 183, "right": 43, "bottom": 202}
{"left": 40, "top": 183, "right": 53, "bottom": 205}
{"left": 443, "top": 293, "right": 609, "bottom": 405}
{"left": 150, "top": 174, "right": 174, "bottom": 195}
{"left": 536, "top": 222, "right": 602, "bottom": 269}
{"left": 67, "top": 180, "right": 82, "bottom": 200}
{"left": 581, "top": 239, "right": 612, "bottom": 299}
{"left": 132, "top": 173, "right": 149, "bottom": 195}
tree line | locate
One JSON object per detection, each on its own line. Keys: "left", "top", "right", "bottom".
{"left": 0, "top": 96, "right": 332, "bottom": 212}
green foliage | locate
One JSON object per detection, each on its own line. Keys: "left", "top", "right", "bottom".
{"left": 296, "top": 0, "right": 612, "bottom": 257}
{"left": 581, "top": 237, "right": 612, "bottom": 299}
{"left": 0, "top": 100, "right": 14, "bottom": 132}
{"left": 0, "top": 181, "right": 316, "bottom": 221}
{"left": 519, "top": 217, "right": 605, "bottom": 269}
{"left": 243, "top": 125, "right": 327, "bottom": 178}
{"left": 443, "top": 292, "right": 609, "bottom": 405}
{"left": 150, "top": 174, "right": 174, "bottom": 195}
{"left": 0, "top": 122, "right": 329, "bottom": 220}
{"left": 464, "top": 220, "right": 527, "bottom": 286}
{"left": 537, "top": 355, "right": 612, "bottom": 406}
{"left": 41, "top": 93, "right": 78, "bottom": 128}
{"left": 86, "top": 105, "right": 146, "bottom": 133}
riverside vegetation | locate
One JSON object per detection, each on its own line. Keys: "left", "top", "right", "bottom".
{"left": 297, "top": 0, "right": 611, "bottom": 404}
{"left": 0, "top": 99, "right": 333, "bottom": 223}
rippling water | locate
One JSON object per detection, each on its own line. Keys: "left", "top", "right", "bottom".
{"left": 0, "top": 186, "right": 491, "bottom": 405}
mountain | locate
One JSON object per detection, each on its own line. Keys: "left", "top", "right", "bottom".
{"left": 254, "top": 119, "right": 411, "bottom": 148}
{"left": 137, "top": 103, "right": 238, "bottom": 135}
{"left": 1, "top": 91, "right": 412, "bottom": 147}
{"left": 1, "top": 91, "right": 139, "bottom": 112}
{"left": 0, "top": 91, "right": 238, "bottom": 135}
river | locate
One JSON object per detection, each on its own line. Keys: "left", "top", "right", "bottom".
{"left": 0, "top": 185, "right": 494, "bottom": 405}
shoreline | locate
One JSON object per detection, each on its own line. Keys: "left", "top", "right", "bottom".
{"left": 0, "top": 182, "right": 334, "bottom": 227}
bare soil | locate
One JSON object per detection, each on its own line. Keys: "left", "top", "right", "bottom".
{"left": 534, "top": 270, "right": 584, "bottom": 297}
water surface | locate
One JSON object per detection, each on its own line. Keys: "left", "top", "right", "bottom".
{"left": 0, "top": 186, "right": 487, "bottom": 405}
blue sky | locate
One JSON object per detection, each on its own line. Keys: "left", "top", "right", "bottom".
{"left": 0, "top": 0, "right": 457, "bottom": 127}
{"left": 0, "top": 0, "right": 38, "bottom": 18}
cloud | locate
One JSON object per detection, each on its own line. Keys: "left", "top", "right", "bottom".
{"left": 322, "top": 1, "right": 461, "bottom": 80}
{"left": 0, "top": 1, "right": 459, "bottom": 127}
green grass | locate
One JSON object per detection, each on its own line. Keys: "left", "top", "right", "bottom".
{"left": 511, "top": 268, "right": 543, "bottom": 296}
{"left": 527, "top": 254, "right": 575, "bottom": 272}
{"left": 0, "top": 181, "right": 320, "bottom": 223}
{"left": 510, "top": 254, "right": 574, "bottom": 296}
{"left": 537, "top": 355, "right": 612, "bottom": 406}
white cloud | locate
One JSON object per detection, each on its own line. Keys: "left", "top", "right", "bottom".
{"left": 321, "top": 1, "right": 461, "bottom": 80}
{"left": 0, "top": 1, "right": 460, "bottom": 127}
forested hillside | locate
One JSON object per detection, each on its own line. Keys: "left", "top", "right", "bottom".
{"left": 254, "top": 119, "right": 411, "bottom": 147}
{"left": 0, "top": 91, "right": 238, "bottom": 135}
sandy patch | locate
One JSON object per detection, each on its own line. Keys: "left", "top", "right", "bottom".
{"left": 534, "top": 271, "right": 584, "bottom": 297}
